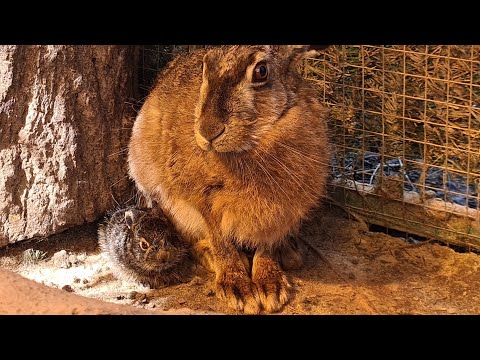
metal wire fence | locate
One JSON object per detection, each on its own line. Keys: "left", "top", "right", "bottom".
{"left": 306, "top": 45, "right": 480, "bottom": 250}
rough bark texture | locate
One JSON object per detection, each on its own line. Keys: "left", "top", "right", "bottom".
{"left": 0, "top": 46, "right": 136, "bottom": 247}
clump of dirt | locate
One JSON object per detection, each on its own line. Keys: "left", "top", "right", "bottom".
{"left": 1, "top": 206, "right": 480, "bottom": 314}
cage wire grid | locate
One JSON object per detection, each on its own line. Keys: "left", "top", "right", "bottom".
{"left": 138, "top": 45, "right": 480, "bottom": 251}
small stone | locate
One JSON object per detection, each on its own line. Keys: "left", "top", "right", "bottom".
{"left": 68, "top": 254, "right": 78, "bottom": 266}
{"left": 62, "top": 285, "right": 74, "bottom": 293}
{"left": 204, "top": 288, "right": 215, "bottom": 297}
{"left": 76, "top": 254, "right": 87, "bottom": 262}
{"left": 73, "top": 277, "right": 81, "bottom": 283}
{"left": 116, "top": 295, "right": 125, "bottom": 300}
{"left": 51, "top": 250, "right": 71, "bottom": 269}
{"left": 177, "top": 298, "right": 186, "bottom": 305}
{"left": 82, "top": 279, "right": 89, "bottom": 284}
{"left": 302, "top": 303, "right": 312, "bottom": 311}
{"left": 413, "top": 297, "right": 419, "bottom": 301}
{"left": 377, "top": 254, "right": 398, "bottom": 265}
{"left": 128, "top": 291, "right": 148, "bottom": 304}
{"left": 351, "top": 258, "right": 359, "bottom": 265}
{"left": 189, "top": 276, "right": 203, "bottom": 286}
{"left": 304, "top": 295, "right": 319, "bottom": 305}
{"left": 447, "top": 308, "right": 456, "bottom": 314}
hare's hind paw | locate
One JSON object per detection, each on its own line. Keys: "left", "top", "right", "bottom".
{"left": 215, "top": 270, "right": 260, "bottom": 314}
{"left": 252, "top": 249, "right": 291, "bottom": 313}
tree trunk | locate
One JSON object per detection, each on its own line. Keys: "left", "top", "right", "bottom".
{"left": 0, "top": 45, "right": 136, "bottom": 247}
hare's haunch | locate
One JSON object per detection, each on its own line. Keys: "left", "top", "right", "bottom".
{"left": 128, "top": 45, "right": 331, "bottom": 313}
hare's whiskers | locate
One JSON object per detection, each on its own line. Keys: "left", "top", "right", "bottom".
{"left": 257, "top": 148, "right": 319, "bottom": 204}
{"left": 108, "top": 147, "right": 129, "bottom": 157}
{"left": 253, "top": 149, "right": 292, "bottom": 202}
{"left": 179, "top": 146, "right": 201, "bottom": 180}
{"left": 241, "top": 158, "right": 254, "bottom": 185}
{"left": 276, "top": 141, "right": 330, "bottom": 167}
{"left": 110, "top": 174, "right": 130, "bottom": 188}
{"left": 110, "top": 193, "right": 121, "bottom": 208}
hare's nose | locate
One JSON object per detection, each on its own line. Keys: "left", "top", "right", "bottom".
{"left": 198, "top": 120, "right": 225, "bottom": 143}
{"left": 156, "top": 250, "right": 170, "bottom": 263}
{"left": 195, "top": 125, "right": 225, "bottom": 152}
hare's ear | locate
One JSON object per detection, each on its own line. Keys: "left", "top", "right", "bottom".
{"left": 124, "top": 210, "right": 135, "bottom": 230}
{"left": 309, "top": 45, "right": 330, "bottom": 51}
{"left": 125, "top": 209, "right": 145, "bottom": 231}
{"left": 286, "top": 45, "right": 329, "bottom": 67}
{"left": 287, "top": 45, "right": 329, "bottom": 52}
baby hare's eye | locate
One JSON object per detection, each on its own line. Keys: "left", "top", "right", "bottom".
{"left": 139, "top": 238, "right": 150, "bottom": 251}
{"left": 252, "top": 62, "right": 268, "bottom": 83}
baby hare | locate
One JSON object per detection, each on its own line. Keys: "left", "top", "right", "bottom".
{"left": 98, "top": 206, "right": 191, "bottom": 288}
{"left": 128, "top": 45, "right": 331, "bottom": 313}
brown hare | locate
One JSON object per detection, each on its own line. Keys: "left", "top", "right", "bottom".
{"left": 128, "top": 45, "right": 331, "bottom": 313}
{"left": 98, "top": 206, "right": 191, "bottom": 288}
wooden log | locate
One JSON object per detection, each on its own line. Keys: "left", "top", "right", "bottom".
{"left": 331, "top": 179, "right": 480, "bottom": 251}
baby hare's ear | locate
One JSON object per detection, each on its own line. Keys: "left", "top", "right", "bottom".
{"left": 125, "top": 208, "right": 147, "bottom": 230}
{"left": 124, "top": 210, "right": 136, "bottom": 230}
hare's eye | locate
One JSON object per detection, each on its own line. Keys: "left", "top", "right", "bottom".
{"left": 139, "top": 238, "right": 150, "bottom": 251}
{"left": 252, "top": 62, "right": 268, "bottom": 83}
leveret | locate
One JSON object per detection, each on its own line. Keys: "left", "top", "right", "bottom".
{"left": 98, "top": 206, "right": 191, "bottom": 288}
{"left": 128, "top": 45, "right": 331, "bottom": 313}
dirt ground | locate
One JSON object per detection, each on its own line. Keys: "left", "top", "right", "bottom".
{"left": 1, "top": 206, "right": 480, "bottom": 315}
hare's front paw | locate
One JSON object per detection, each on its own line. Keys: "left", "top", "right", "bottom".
{"left": 191, "top": 238, "right": 216, "bottom": 273}
{"left": 215, "top": 269, "right": 260, "bottom": 314}
{"left": 252, "top": 250, "right": 291, "bottom": 313}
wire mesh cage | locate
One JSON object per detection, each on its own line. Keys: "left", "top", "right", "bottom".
{"left": 306, "top": 45, "right": 480, "bottom": 250}
{"left": 138, "top": 45, "right": 480, "bottom": 251}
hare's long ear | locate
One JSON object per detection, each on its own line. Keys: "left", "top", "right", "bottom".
{"left": 309, "top": 45, "right": 330, "bottom": 51}
{"left": 287, "top": 45, "right": 330, "bottom": 52}
{"left": 286, "top": 45, "right": 330, "bottom": 68}
{"left": 125, "top": 208, "right": 146, "bottom": 230}
{"left": 125, "top": 210, "right": 136, "bottom": 230}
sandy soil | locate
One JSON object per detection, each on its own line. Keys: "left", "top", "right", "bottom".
{"left": 1, "top": 206, "right": 479, "bottom": 315}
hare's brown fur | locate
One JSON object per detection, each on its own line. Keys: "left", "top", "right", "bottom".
{"left": 128, "top": 45, "right": 330, "bottom": 313}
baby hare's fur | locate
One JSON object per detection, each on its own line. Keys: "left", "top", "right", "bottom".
{"left": 128, "top": 45, "right": 331, "bottom": 313}
{"left": 98, "top": 206, "right": 190, "bottom": 288}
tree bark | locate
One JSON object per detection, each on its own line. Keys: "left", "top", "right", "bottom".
{"left": 0, "top": 45, "right": 136, "bottom": 246}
